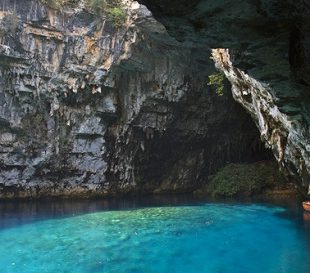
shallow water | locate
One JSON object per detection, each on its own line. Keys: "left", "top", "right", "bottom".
{"left": 0, "top": 197, "right": 310, "bottom": 273}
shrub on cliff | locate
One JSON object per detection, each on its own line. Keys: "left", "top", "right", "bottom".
{"left": 85, "top": 0, "right": 126, "bottom": 27}
{"left": 42, "top": 0, "right": 126, "bottom": 27}
{"left": 207, "top": 72, "right": 225, "bottom": 96}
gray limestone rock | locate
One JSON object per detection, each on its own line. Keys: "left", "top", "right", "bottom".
{"left": 0, "top": 0, "right": 272, "bottom": 198}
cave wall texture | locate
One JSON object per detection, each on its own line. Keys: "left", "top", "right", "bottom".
{"left": 141, "top": 0, "right": 310, "bottom": 194}
{"left": 0, "top": 0, "right": 303, "bottom": 198}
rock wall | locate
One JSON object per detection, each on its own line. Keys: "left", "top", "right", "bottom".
{"left": 140, "top": 0, "right": 310, "bottom": 194}
{"left": 212, "top": 49, "right": 310, "bottom": 192}
{"left": 0, "top": 0, "right": 270, "bottom": 198}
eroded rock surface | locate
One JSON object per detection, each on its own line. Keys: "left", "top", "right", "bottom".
{"left": 212, "top": 49, "right": 310, "bottom": 192}
{"left": 0, "top": 0, "right": 268, "bottom": 198}
{"left": 141, "top": 0, "right": 310, "bottom": 194}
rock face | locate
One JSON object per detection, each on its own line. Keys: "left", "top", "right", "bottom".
{"left": 141, "top": 0, "right": 310, "bottom": 194}
{"left": 0, "top": 0, "right": 271, "bottom": 198}
{"left": 212, "top": 48, "right": 310, "bottom": 193}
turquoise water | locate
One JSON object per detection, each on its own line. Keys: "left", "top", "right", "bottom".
{"left": 0, "top": 201, "right": 310, "bottom": 273}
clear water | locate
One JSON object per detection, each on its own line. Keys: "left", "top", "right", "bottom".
{"left": 0, "top": 199, "right": 310, "bottom": 273}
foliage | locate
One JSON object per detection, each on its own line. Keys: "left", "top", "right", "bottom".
{"left": 41, "top": 0, "right": 126, "bottom": 27}
{"left": 207, "top": 72, "right": 225, "bottom": 96}
{"left": 199, "top": 161, "right": 285, "bottom": 197}
{"left": 85, "top": 0, "right": 126, "bottom": 27}
{"left": 107, "top": 6, "right": 127, "bottom": 27}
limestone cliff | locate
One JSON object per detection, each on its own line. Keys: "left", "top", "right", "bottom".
{"left": 141, "top": 0, "right": 310, "bottom": 195}
{"left": 212, "top": 48, "right": 310, "bottom": 194}
{"left": 0, "top": 0, "right": 271, "bottom": 198}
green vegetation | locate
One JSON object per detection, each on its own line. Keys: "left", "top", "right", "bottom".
{"left": 195, "top": 161, "right": 285, "bottom": 197}
{"left": 207, "top": 72, "right": 225, "bottom": 96}
{"left": 107, "top": 6, "right": 127, "bottom": 26}
{"left": 41, "top": 0, "right": 126, "bottom": 27}
{"left": 85, "top": 0, "right": 126, "bottom": 27}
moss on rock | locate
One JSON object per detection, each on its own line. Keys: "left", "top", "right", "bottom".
{"left": 195, "top": 161, "right": 286, "bottom": 197}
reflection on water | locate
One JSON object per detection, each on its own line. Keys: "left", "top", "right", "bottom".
{"left": 0, "top": 195, "right": 309, "bottom": 273}
{"left": 0, "top": 195, "right": 199, "bottom": 229}
{"left": 0, "top": 195, "right": 306, "bottom": 229}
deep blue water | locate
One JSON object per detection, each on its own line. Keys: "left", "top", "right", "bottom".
{"left": 0, "top": 197, "right": 310, "bottom": 273}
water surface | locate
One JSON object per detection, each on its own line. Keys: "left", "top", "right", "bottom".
{"left": 0, "top": 197, "right": 309, "bottom": 273}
